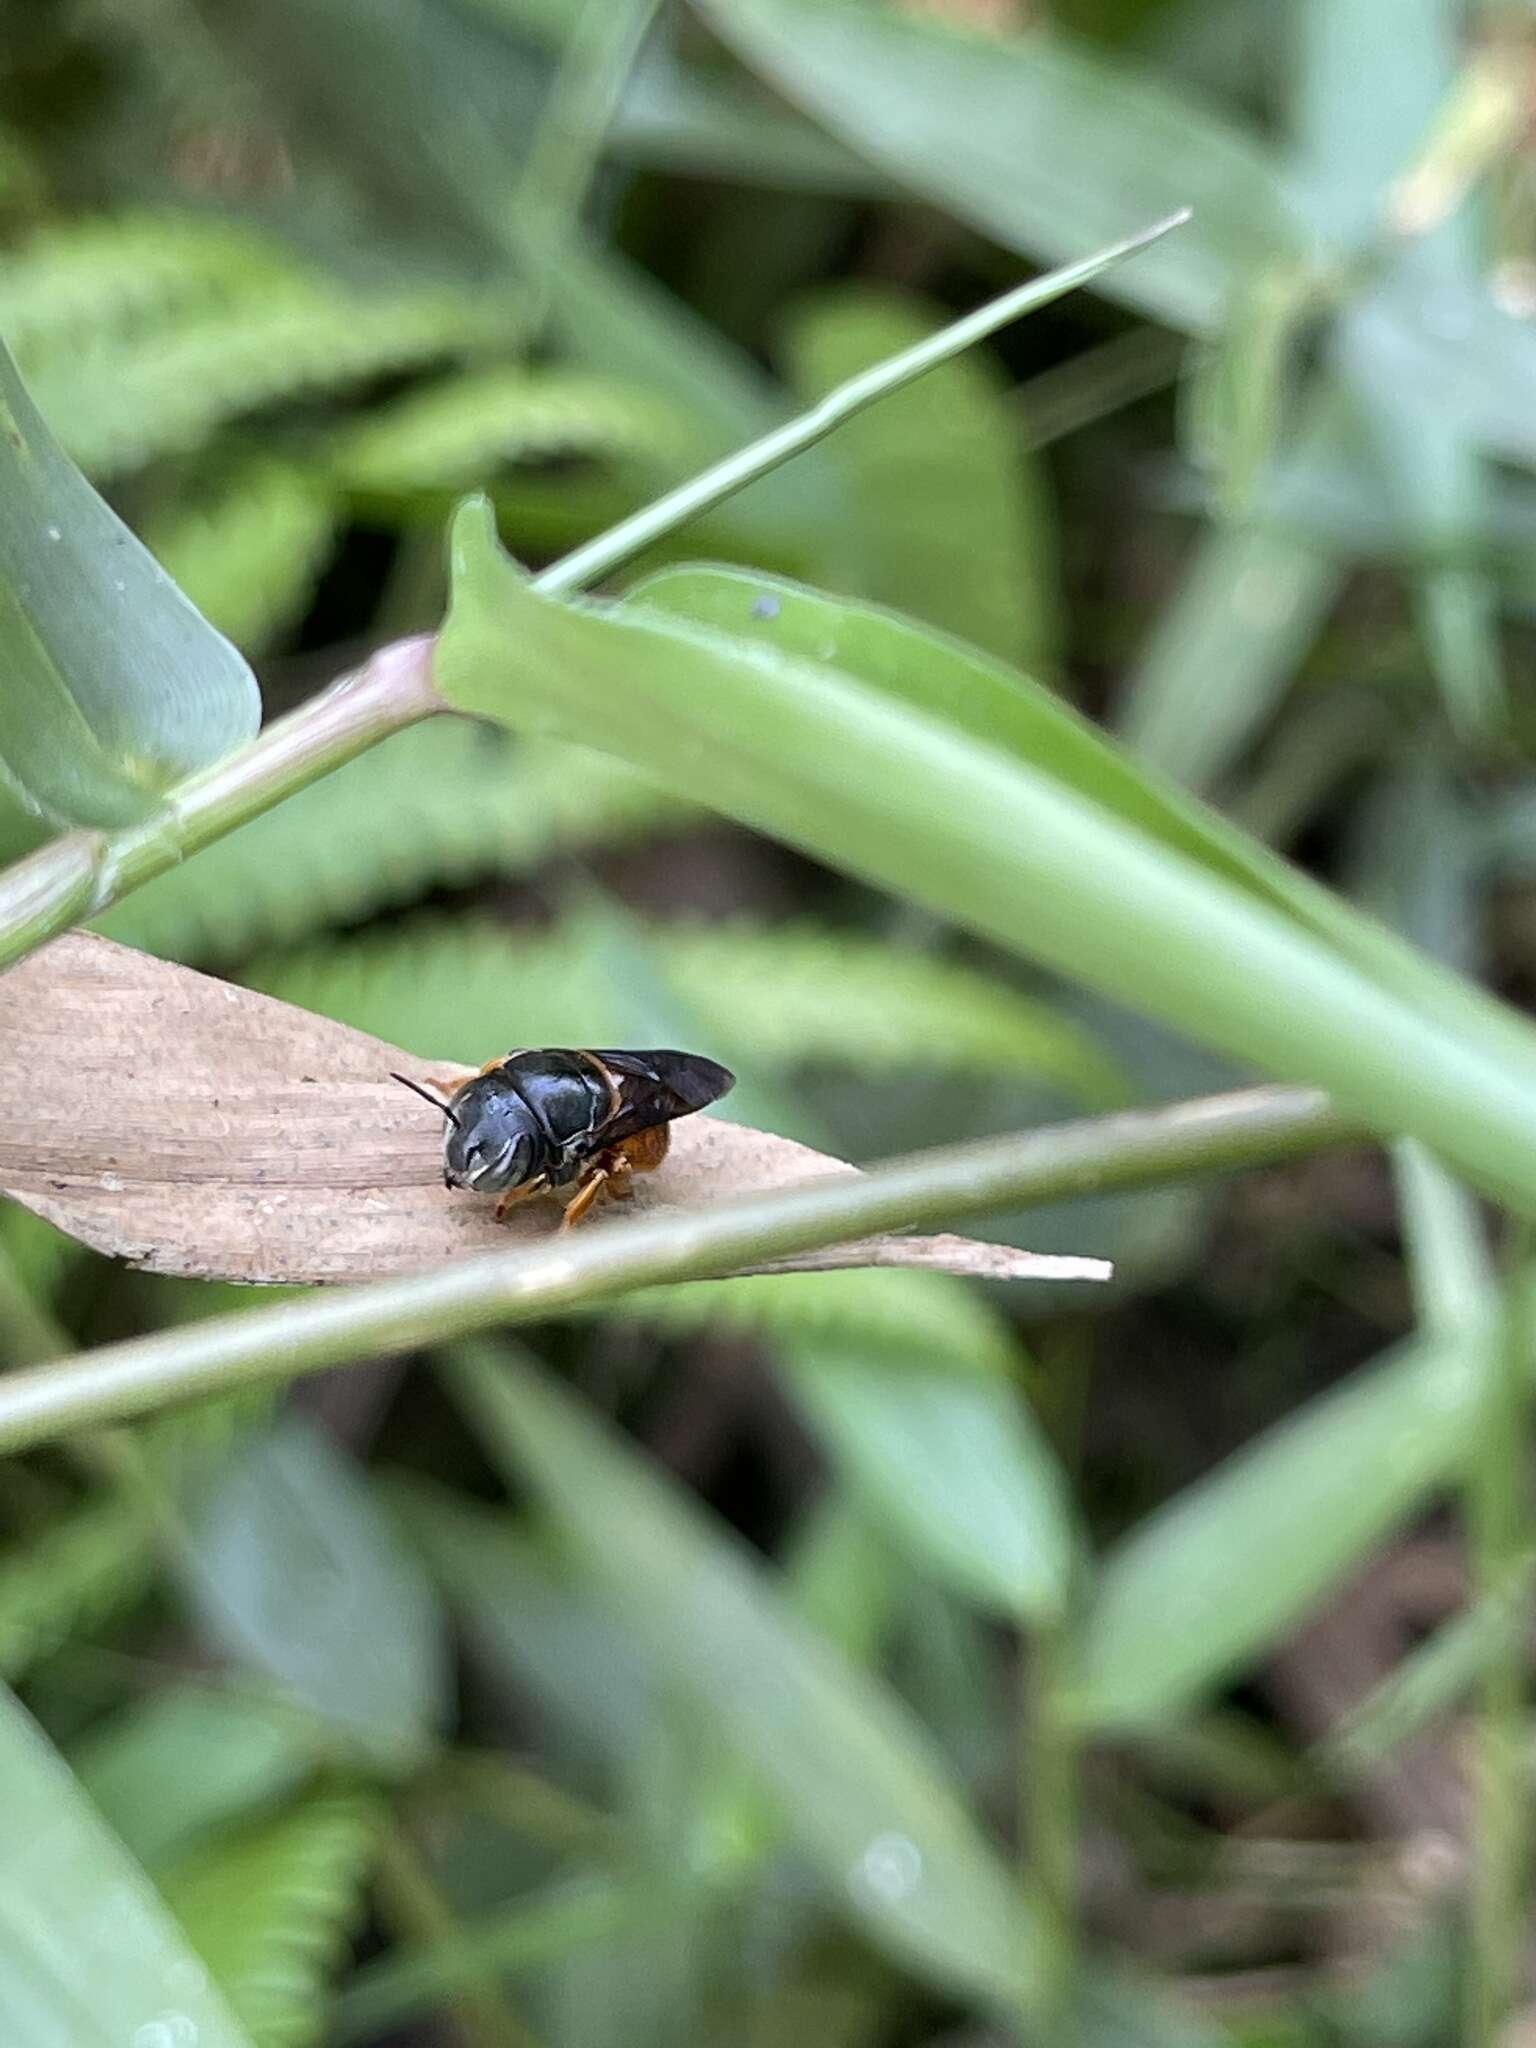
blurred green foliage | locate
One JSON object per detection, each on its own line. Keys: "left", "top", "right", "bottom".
{"left": 3, "top": 1, "right": 1536, "bottom": 2045}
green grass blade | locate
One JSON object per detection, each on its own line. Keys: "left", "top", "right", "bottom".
{"left": 442, "top": 1342, "right": 1042, "bottom": 2014}
{"left": 781, "top": 285, "right": 1060, "bottom": 669}
{"left": 695, "top": 0, "right": 1297, "bottom": 335}
{"left": 185, "top": 1415, "right": 450, "bottom": 1768}
{"left": 0, "top": 1683, "right": 257, "bottom": 2047}
{"left": 439, "top": 506, "right": 1536, "bottom": 1213}
{"left": 624, "top": 566, "right": 1536, "bottom": 1086}
{"left": 779, "top": 1345, "right": 1075, "bottom": 1623}
{"left": 538, "top": 209, "right": 1189, "bottom": 596}
{"left": 1075, "top": 1325, "right": 1487, "bottom": 1730}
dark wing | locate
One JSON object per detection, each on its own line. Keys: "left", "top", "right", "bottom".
{"left": 585, "top": 1049, "right": 735, "bottom": 1145}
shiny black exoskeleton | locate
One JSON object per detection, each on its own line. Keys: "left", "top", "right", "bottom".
{"left": 392, "top": 1047, "right": 734, "bottom": 1226}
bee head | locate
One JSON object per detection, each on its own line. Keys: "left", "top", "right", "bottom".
{"left": 392, "top": 1070, "right": 541, "bottom": 1193}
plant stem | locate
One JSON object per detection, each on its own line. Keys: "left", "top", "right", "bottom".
{"left": 1463, "top": 1230, "right": 1531, "bottom": 2048}
{"left": 512, "top": 0, "right": 664, "bottom": 251}
{"left": 373, "top": 1825, "right": 540, "bottom": 2048}
{"left": 0, "top": 1084, "right": 1356, "bottom": 1455}
{"left": 1023, "top": 1610, "right": 1080, "bottom": 2044}
{"left": 333, "top": 1872, "right": 704, "bottom": 2046}
{"left": 0, "top": 635, "right": 441, "bottom": 974}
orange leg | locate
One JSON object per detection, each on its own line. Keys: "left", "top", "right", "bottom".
{"left": 559, "top": 1167, "right": 611, "bottom": 1229}
{"left": 559, "top": 1129, "right": 666, "bottom": 1226}
{"left": 493, "top": 1175, "right": 550, "bottom": 1222}
{"left": 422, "top": 1074, "right": 465, "bottom": 1098}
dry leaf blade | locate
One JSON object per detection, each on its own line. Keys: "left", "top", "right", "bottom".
{"left": 0, "top": 934, "right": 1108, "bottom": 1287}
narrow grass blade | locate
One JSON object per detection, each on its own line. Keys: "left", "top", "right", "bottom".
{"left": 778, "top": 1344, "right": 1074, "bottom": 1623}
{"left": 696, "top": 0, "right": 1296, "bottom": 334}
{"left": 185, "top": 1414, "right": 449, "bottom": 1766}
{"left": 537, "top": 209, "right": 1190, "bottom": 595}
{"left": 1076, "top": 1325, "right": 1487, "bottom": 1731}
{"left": 443, "top": 1343, "right": 1042, "bottom": 2013}
{"left": 0, "top": 1684, "right": 256, "bottom": 2047}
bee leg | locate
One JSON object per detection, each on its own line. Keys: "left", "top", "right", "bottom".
{"left": 493, "top": 1175, "right": 549, "bottom": 1222}
{"left": 422, "top": 1075, "right": 465, "bottom": 1097}
{"left": 559, "top": 1167, "right": 612, "bottom": 1230}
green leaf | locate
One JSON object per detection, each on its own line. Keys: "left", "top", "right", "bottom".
{"left": 0, "top": 338, "right": 258, "bottom": 827}
{"left": 597, "top": 1267, "right": 1020, "bottom": 1380}
{"left": 784, "top": 1492, "right": 904, "bottom": 1666}
{"left": 73, "top": 1683, "right": 328, "bottom": 1873}
{"left": 437, "top": 506, "right": 1536, "bottom": 1214}
{"left": 1116, "top": 507, "right": 1341, "bottom": 792}
{"left": 396, "top": 1477, "right": 657, "bottom": 1783}
{"left": 185, "top": 1414, "right": 450, "bottom": 1766}
{"left": 593, "top": 1263, "right": 1071, "bottom": 1619}
{"left": 0, "top": 1495, "right": 155, "bottom": 1683}
{"left": 695, "top": 0, "right": 1303, "bottom": 334}
{"left": 779, "top": 1344, "right": 1074, "bottom": 1623}
{"left": 629, "top": 562, "right": 1536, "bottom": 1080}
{"left": 251, "top": 913, "right": 1129, "bottom": 1107}
{"left": 25, "top": 288, "right": 518, "bottom": 481}
{"left": 443, "top": 1344, "right": 1041, "bottom": 2012}
{"left": 159, "top": 1789, "right": 381, "bottom": 2048}
{"left": 782, "top": 285, "right": 1059, "bottom": 668}
{"left": 0, "top": 211, "right": 298, "bottom": 362}
{"left": 1076, "top": 1324, "right": 1486, "bottom": 1730}
{"left": 626, "top": 560, "right": 1334, "bottom": 926}
{"left": 142, "top": 458, "right": 337, "bottom": 657}
{"left": 93, "top": 721, "right": 684, "bottom": 961}
{"left": 0, "top": 1682, "right": 256, "bottom": 2048}
{"left": 331, "top": 365, "right": 693, "bottom": 493}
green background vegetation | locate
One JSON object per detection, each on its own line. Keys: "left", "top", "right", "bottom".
{"left": 2, "top": 1, "right": 1536, "bottom": 2043}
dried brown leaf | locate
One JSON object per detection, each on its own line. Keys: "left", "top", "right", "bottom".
{"left": 0, "top": 934, "right": 1111, "bottom": 1287}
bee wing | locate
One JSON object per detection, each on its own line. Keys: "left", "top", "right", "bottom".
{"left": 586, "top": 1049, "right": 735, "bottom": 1143}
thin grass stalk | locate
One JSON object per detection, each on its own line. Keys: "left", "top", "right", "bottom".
{"left": 1463, "top": 1232, "right": 1532, "bottom": 2046}
{"left": 372, "top": 1825, "right": 540, "bottom": 2048}
{"left": 1022, "top": 1608, "right": 1080, "bottom": 2043}
{"left": 0, "top": 1085, "right": 1355, "bottom": 1454}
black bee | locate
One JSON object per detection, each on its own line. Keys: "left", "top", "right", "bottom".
{"left": 392, "top": 1047, "right": 734, "bottom": 1228}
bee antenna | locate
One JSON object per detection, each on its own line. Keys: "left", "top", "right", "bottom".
{"left": 390, "top": 1072, "right": 462, "bottom": 1129}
